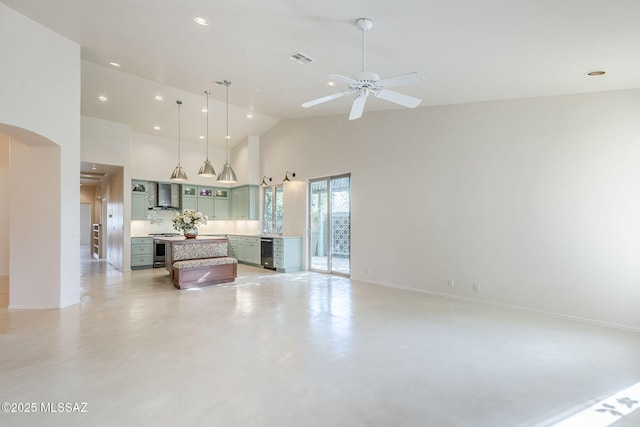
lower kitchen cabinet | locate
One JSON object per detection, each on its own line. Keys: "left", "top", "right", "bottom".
{"left": 131, "top": 237, "right": 153, "bottom": 269}
{"left": 273, "top": 237, "right": 302, "bottom": 272}
{"left": 227, "top": 235, "right": 261, "bottom": 266}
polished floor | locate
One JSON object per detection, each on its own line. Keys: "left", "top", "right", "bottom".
{"left": 1, "top": 252, "right": 639, "bottom": 427}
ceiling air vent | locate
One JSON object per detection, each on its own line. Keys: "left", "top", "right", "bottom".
{"left": 288, "top": 51, "right": 314, "bottom": 64}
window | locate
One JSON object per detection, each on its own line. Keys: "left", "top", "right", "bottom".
{"left": 263, "top": 185, "right": 283, "bottom": 234}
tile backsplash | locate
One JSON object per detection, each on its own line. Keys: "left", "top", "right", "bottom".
{"left": 131, "top": 210, "right": 260, "bottom": 236}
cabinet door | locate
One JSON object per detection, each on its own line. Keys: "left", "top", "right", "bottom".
{"left": 131, "top": 193, "right": 148, "bottom": 220}
{"left": 246, "top": 239, "right": 261, "bottom": 264}
{"left": 230, "top": 186, "right": 258, "bottom": 220}
{"left": 180, "top": 185, "right": 197, "bottom": 212}
{"left": 181, "top": 197, "right": 197, "bottom": 212}
{"left": 231, "top": 187, "right": 249, "bottom": 219}
{"left": 214, "top": 199, "right": 230, "bottom": 219}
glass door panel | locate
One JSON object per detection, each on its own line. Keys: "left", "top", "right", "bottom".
{"left": 309, "top": 175, "right": 350, "bottom": 275}
{"left": 309, "top": 179, "right": 329, "bottom": 272}
{"left": 330, "top": 176, "right": 350, "bottom": 275}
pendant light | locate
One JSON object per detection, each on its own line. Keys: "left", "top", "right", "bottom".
{"left": 197, "top": 90, "right": 216, "bottom": 177}
{"left": 170, "top": 100, "right": 188, "bottom": 182}
{"left": 216, "top": 80, "right": 238, "bottom": 184}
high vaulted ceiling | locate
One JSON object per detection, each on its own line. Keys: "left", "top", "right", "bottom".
{"left": 3, "top": 0, "right": 640, "bottom": 147}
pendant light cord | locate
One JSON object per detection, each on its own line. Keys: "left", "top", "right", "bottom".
{"left": 177, "top": 100, "right": 182, "bottom": 165}
{"left": 225, "top": 81, "right": 231, "bottom": 163}
{"left": 205, "top": 91, "right": 210, "bottom": 160}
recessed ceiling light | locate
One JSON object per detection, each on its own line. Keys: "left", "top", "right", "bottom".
{"left": 326, "top": 81, "right": 336, "bottom": 87}
{"left": 201, "top": 107, "right": 208, "bottom": 113}
{"left": 153, "top": 125, "right": 161, "bottom": 131}
{"left": 109, "top": 61, "right": 121, "bottom": 67}
{"left": 225, "top": 135, "right": 231, "bottom": 140}
{"left": 193, "top": 17, "right": 208, "bottom": 26}
{"left": 586, "top": 70, "right": 606, "bottom": 77}
{"left": 98, "top": 95, "right": 108, "bottom": 102}
{"left": 246, "top": 113, "right": 254, "bottom": 119}
{"left": 154, "top": 95, "right": 163, "bottom": 101}
{"left": 199, "top": 135, "right": 205, "bottom": 140}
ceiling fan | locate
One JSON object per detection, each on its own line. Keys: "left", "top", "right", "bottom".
{"left": 302, "top": 18, "right": 425, "bottom": 120}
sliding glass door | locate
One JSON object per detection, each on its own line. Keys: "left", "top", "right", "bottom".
{"left": 309, "top": 174, "right": 350, "bottom": 275}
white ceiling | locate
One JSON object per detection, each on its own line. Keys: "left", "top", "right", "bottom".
{"left": 4, "top": 0, "right": 640, "bottom": 148}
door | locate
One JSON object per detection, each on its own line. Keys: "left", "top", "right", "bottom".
{"left": 80, "top": 203, "right": 92, "bottom": 247}
{"left": 309, "top": 174, "right": 350, "bottom": 275}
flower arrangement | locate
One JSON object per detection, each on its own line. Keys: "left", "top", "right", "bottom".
{"left": 172, "top": 209, "right": 207, "bottom": 231}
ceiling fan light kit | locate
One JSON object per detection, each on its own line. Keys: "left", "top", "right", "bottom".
{"left": 302, "top": 18, "right": 425, "bottom": 120}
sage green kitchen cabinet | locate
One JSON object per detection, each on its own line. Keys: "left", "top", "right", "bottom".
{"left": 180, "top": 185, "right": 197, "bottom": 212}
{"left": 212, "top": 188, "right": 230, "bottom": 219}
{"left": 273, "top": 237, "right": 302, "bottom": 272}
{"left": 197, "top": 186, "right": 214, "bottom": 218}
{"left": 131, "top": 180, "right": 149, "bottom": 220}
{"left": 230, "top": 185, "right": 259, "bottom": 220}
{"left": 227, "top": 235, "right": 260, "bottom": 265}
{"left": 131, "top": 237, "right": 153, "bottom": 269}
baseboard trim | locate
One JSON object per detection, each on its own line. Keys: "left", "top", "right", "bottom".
{"left": 8, "top": 304, "right": 60, "bottom": 310}
{"left": 350, "top": 275, "right": 640, "bottom": 333}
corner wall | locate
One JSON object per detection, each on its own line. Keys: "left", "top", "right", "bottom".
{"left": 0, "top": 3, "right": 81, "bottom": 308}
{"left": 260, "top": 89, "right": 640, "bottom": 330}
{"left": 0, "top": 134, "right": 9, "bottom": 276}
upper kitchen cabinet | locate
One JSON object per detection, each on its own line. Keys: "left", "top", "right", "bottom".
{"left": 131, "top": 180, "right": 148, "bottom": 220}
{"left": 178, "top": 185, "right": 229, "bottom": 219}
{"left": 231, "top": 185, "right": 259, "bottom": 220}
{"left": 213, "top": 188, "right": 230, "bottom": 220}
{"left": 197, "top": 186, "right": 214, "bottom": 219}
{"left": 180, "top": 185, "right": 197, "bottom": 211}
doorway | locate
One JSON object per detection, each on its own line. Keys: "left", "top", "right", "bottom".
{"left": 309, "top": 174, "right": 351, "bottom": 276}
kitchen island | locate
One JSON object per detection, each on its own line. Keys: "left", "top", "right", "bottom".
{"left": 153, "top": 236, "right": 229, "bottom": 274}
{"left": 153, "top": 236, "right": 236, "bottom": 289}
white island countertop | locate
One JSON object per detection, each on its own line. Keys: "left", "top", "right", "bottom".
{"left": 152, "top": 235, "right": 228, "bottom": 242}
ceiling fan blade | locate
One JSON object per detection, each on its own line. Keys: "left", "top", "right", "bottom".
{"left": 376, "top": 72, "right": 425, "bottom": 89}
{"left": 375, "top": 89, "right": 422, "bottom": 108}
{"left": 326, "top": 74, "right": 358, "bottom": 86}
{"left": 349, "top": 90, "right": 369, "bottom": 120}
{"left": 302, "top": 90, "right": 354, "bottom": 108}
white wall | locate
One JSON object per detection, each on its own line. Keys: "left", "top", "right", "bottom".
{"left": 0, "top": 134, "right": 10, "bottom": 275}
{"left": 0, "top": 3, "right": 80, "bottom": 308}
{"left": 81, "top": 116, "right": 130, "bottom": 269}
{"left": 131, "top": 131, "right": 228, "bottom": 186}
{"left": 260, "top": 89, "right": 640, "bottom": 330}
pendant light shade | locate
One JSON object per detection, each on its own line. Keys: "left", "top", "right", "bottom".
{"left": 218, "top": 162, "right": 238, "bottom": 183}
{"left": 170, "top": 100, "right": 188, "bottom": 182}
{"left": 198, "top": 90, "right": 217, "bottom": 177}
{"left": 216, "top": 80, "right": 237, "bottom": 184}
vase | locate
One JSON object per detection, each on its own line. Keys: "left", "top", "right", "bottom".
{"left": 183, "top": 228, "right": 198, "bottom": 239}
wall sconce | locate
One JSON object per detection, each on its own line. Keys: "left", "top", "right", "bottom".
{"left": 283, "top": 171, "right": 296, "bottom": 182}
{"left": 261, "top": 176, "right": 272, "bottom": 186}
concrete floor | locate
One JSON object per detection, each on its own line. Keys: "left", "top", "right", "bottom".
{"left": 1, "top": 253, "right": 639, "bottom": 426}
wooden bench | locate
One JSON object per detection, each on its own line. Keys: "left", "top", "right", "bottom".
{"left": 169, "top": 239, "right": 237, "bottom": 289}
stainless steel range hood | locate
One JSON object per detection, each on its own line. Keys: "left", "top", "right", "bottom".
{"left": 148, "top": 182, "right": 181, "bottom": 210}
